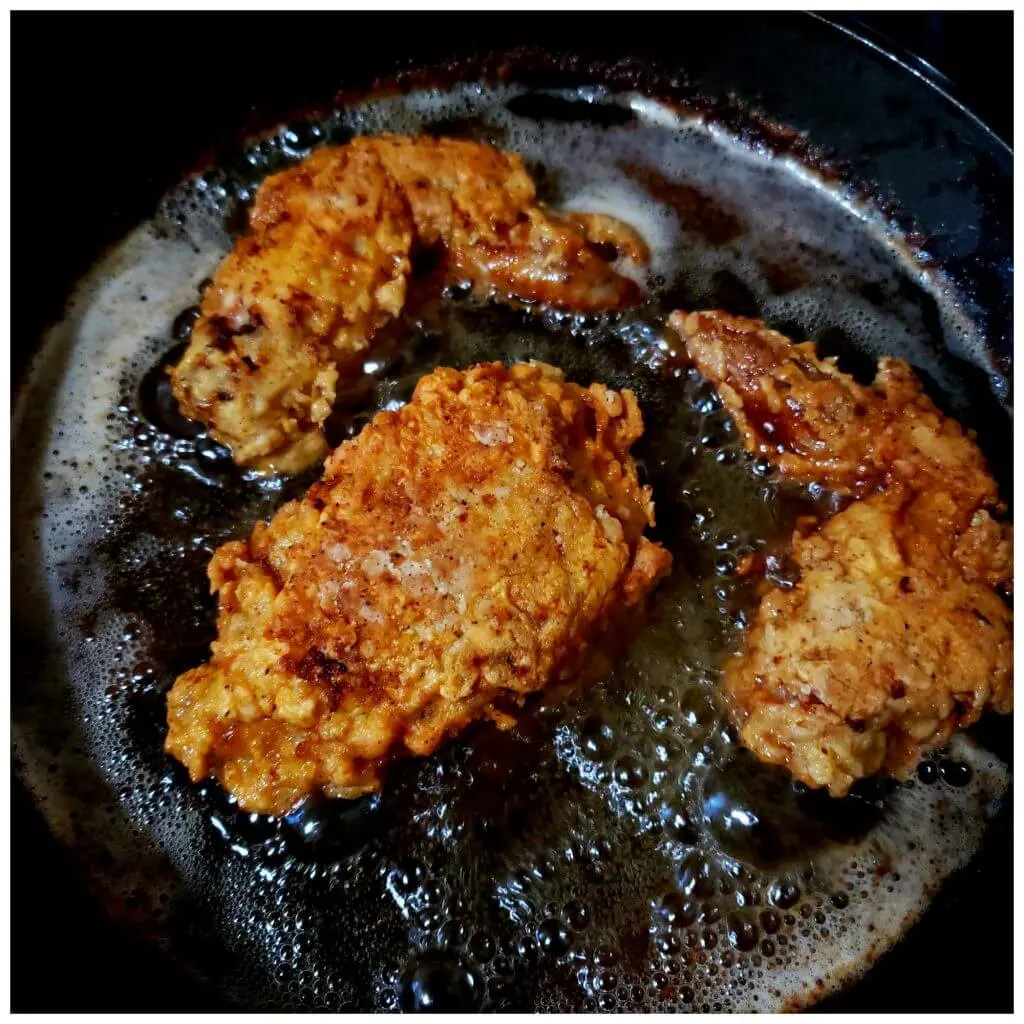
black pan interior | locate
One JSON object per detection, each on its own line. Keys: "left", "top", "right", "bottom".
{"left": 11, "top": 13, "right": 1012, "bottom": 1012}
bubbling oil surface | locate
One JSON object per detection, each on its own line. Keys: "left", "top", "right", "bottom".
{"left": 12, "top": 83, "right": 1010, "bottom": 1011}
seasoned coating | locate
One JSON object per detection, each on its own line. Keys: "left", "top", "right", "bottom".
{"left": 670, "top": 310, "right": 1012, "bottom": 796}
{"left": 350, "top": 136, "right": 646, "bottom": 311}
{"left": 172, "top": 146, "right": 413, "bottom": 474}
{"left": 165, "top": 362, "right": 672, "bottom": 815}
{"left": 170, "top": 137, "right": 645, "bottom": 474}
{"left": 671, "top": 310, "right": 998, "bottom": 504}
{"left": 727, "top": 488, "right": 1012, "bottom": 796}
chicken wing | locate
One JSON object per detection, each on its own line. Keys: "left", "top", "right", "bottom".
{"left": 165, "top": 361, "right": 672, "bottom": 815}
{"left": 670, "top": 310, "right": 1012, "bottom": 796}
{"left": 170, "top": 137, "right": 646, "bottom": 474}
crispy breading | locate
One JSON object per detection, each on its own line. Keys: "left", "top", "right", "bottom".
{"left": 727, "top": 488, "right": 1012, "bottom": 796}
{"left": 170, "top": 137, "right": 645, "bottom": 474}
{"left": 671, "top": 310, "right": 998, "bottom": 505}
{"left": 670, "top": 310, "right": 1012, "bottom": 796}
{"left": 165, "top": 362, "right": 672, "bottom": 815}
{"left": 172, "top": 145, "right": 413, "bottom": 474}
{"left": 349, "top": 136, "right": 647, "bottom": 310}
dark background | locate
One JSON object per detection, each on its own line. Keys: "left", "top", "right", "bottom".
{"left": 11, "top": 12, "right": 1012, "bottom": 1012}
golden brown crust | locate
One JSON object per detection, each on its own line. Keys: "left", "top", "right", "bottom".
{"left": 170, "top": 137, "right": 644, "bottom": 474}
{"left": 165, "top": 361, "right": 671, "bottom": 814}
{"left": 669, "top": 310, "right": 1000, "bottom": 507}
{"left": 728, "top": 488, "right": 1012, "bottom": 796}
{"left": 670, "top": 310, "right": 1012, "bottom": 796}
{"left": 171, "top": 146, "right": 413, "bottom": 474}
{"left": 349, "top": 136, "right": 645, "bottom": 310}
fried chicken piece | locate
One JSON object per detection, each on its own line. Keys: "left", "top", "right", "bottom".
{"left": 171, "top": 145, "right": 413, "bottom": 474}
{"left": 349, "top": 136, "right": 646, "bottom": 311}
{"left": 669, "top": 310, "right": 1012, "bottom": 796}
{"left": 165, "top": 362, "right": 672, "bottom": 815}
{"left": 727, "top": 488, "right": 1012, "bottom": 796}
{"left": 170, "top": 137, "right": 645, "bottom": 474}
{"left": 671, "top": 310, "right": 998, "bottom": 505}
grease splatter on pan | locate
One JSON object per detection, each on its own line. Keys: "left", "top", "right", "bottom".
{"left": 12, "top": 83, "right": 1010, "bottom": 1011}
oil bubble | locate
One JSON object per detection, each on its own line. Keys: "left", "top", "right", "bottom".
{"left": 399, "top": 950, "right": 483, "bottom": 1012}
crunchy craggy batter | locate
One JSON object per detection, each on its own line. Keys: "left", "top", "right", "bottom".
{"left": 170, "top": 145, "right": 414, "bottom": 474}
{"left": 170, "top": 136, "right": 647, "bottom": 474}
{"left": 672, "top": 311, "right": 1005, "bottom": 503}
{"left": 672, "top": 310, "right": 1013, "bottom": 796}
{"left": 166, "top": 361, "right": 671, "bottom": 815}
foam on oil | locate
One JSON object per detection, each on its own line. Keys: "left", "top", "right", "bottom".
{"left": 12, "top": 83, "right": 1010, "bottom": 1011}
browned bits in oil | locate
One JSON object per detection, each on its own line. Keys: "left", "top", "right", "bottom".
{"left": 14, "top": 78, "right": 1009, "bottom": 1015}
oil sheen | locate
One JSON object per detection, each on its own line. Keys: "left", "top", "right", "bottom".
{"left": 12, "top": 83, "right": 1010, "bottom": 1011}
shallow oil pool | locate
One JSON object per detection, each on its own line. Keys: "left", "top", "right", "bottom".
{"left": 12, "top": 83, "right": 1010, "bottom": 1011}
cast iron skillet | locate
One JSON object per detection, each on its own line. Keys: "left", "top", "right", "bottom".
{"left": 11, "top": 12, "right": 1012, "bottom": 1011}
